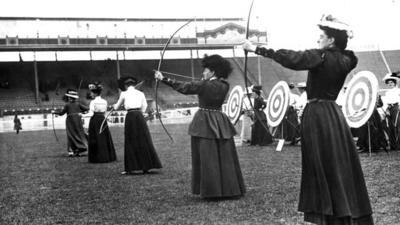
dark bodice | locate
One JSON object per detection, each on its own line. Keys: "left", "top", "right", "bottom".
{"left": 162, "top": 77, "right": 236, "bottom": 139}
{"left": 253, "top": 96, "right": 267, "bottom": 122}
{"left": 254, "top": 96, "right": 266, "bottom": 111}
{"left": 255, "top": 47, "right": 358, "bottom": 100}
{"left": 56, "top": 101, "right": 89, "bottom": 116}
{"left": 162, "top": 78, "right": 230, "bottom": 109}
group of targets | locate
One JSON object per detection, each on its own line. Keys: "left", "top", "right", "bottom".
{"left": 224, "top": 71, "right": 379, "bottom": 128}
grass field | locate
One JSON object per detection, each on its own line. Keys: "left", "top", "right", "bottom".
{"left": 1, "top": 123, "right": 400, "bottom": 225}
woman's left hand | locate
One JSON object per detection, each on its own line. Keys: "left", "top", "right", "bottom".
{"left": 242, "top": 40, "right": 257, "bottom": 52}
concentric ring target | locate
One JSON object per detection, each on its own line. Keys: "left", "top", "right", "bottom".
{"left": 343, "top": 71, "right": 378, "bottom": 128}
{"left": 225, "top": 85, "right": 244, "bottom": 124}
{"left": 266, "top": 81, "right": 290, "bottom": 127}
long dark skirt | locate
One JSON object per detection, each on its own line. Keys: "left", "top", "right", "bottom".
{"left": 88, "top": 113, "right": 116, "bottom": 163}
{"left": 386, "top": 104, "right": 400, "bottom": 150}
{"left": 274, "top": 106, "right": 300, "bottom": 143}
{"left": 191, "top": 136, "right": 246, "bottom": 198}
{"left": 356, "top": 109, "right": 387, "bottom": 152}
{"left": 124, "top": 110, "right": 162, "bottom": 172}
{"left": 250, "top": 119, "right": 273, "bottom": 146}
{"left": 299, "top": 101, "right": 373, "bottom": 225}
{"left": 66, "top": 114, "right": 87, "bottom": 153}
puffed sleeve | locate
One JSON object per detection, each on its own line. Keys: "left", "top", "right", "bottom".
{"left": 255, "top": 47, "right": 324, "bottom": 71}
{"left": 162, "top": 78, "right": 204, "bottom": 95}
{"left": 114, "top": 91, "right": 125, "bottom": 110}
{"left": 86, "top": 100, "right": 95, "bottom": 117}
{"left": 140, "top": 92, "right": 147, "bottom": 113}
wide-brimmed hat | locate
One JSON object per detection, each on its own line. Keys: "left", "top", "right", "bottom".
{"left": 317, "top": 14, "right": 353, "bottom": 38}
{"left": 297, "top": 82, "right": 307, "bottom": 88}
{"left": 65, "top": 89, "right": 79, "bottom": 98}
{"left": 383, "top": 72, "right": 400, "bottom": 84}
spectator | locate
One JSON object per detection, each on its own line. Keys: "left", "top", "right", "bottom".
{"left": 14, "top": 113, "right": 22, "bottom": 134}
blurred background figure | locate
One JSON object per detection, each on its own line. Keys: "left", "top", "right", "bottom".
{"left": 250, "top": 85, "right": 273, "bottom": 146}
{"left": 53, "top": 89, "right": 88, "bottom": 157}
{"left": 87, "top": 82, "right": 116, "bottom": 163}
{"left": 13, "top": 113, "right": 22, "bottom": 134}
{"left": 381, "top": 72, "right": 400, "bottom": 150}
{"left": 240, "top": 87, "right": 253, "bottom": 144}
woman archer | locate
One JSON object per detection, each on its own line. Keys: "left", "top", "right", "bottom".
{"left": 155, "top": 54, "right": 246, "bottom": 199}
{"left": 243, "top": 15, "right": 374, "bottom": 224}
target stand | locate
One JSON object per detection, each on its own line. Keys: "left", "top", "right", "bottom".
{"left": 343, "top": 71, "right": 379, "bottom": 156}
{"left": 266, "top": 81, "right": 290, "bottom": 151}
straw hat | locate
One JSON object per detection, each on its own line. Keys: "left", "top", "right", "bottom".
{"left": 65, "top": 89, "right": 79, "bottom": 98}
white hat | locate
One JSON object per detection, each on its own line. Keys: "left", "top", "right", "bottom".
{"left": 383, "top": 73, "right": 400, "bottom": 83}
{"left": 65, "top": 90, "right": 79, "bottom": 99}
{"left": 317, "top": 14, "right": 353, "bottom": 38}
{"left": 297, "top": 82, "right": 306, "bottom": 88}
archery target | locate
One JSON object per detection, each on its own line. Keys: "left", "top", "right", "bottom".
{"left": 343, "top": 71, "right": 378, "bottom": 128}
{"left": 266, "top": 81, "right": 290, "bottom": 127}
{"left": 225, "top": 85, "right": 244, "bottom": 124}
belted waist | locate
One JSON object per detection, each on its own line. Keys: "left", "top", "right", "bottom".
{"left": 199, "top": 107, "right": 222, "bottom": 112}
{"left": 67, "top": 112, "right": 82, "bottom": 117}
{"left": 127, "top": 108, "right": 141, "bottom": 112}
{"left": 388, "top": 103, "right": 399, "bottom": 107}
{"left": 307, "top": 98, "right": 336, "bottom": 103}
{"left": 93, "top": 112, "right": 105, "bottom": 115}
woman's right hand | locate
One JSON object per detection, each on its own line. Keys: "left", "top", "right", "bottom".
{"left": 154, "top": 71, "right": 164, "bottom": 81}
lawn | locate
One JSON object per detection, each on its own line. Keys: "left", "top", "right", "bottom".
{"left": 0, "top": 123, "right": 399, "bottom": 225}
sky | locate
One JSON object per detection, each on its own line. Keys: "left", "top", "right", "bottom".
{"left": 1, "top": 0, "right": 400, "bottom": 50}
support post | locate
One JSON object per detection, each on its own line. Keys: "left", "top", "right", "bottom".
{"left": 33, "top": 53, "right": 39, "bottom": 104}
{"left": 116, "top": 51, "right": 121, "bottom": 79}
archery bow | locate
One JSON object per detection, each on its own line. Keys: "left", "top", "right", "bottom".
{"left": 155, "top": 19, "right": 193, "bottom": 143}
{"left": 243, "top": 0, "right": 271, "bottom": 134}
{"left": 51, "top": 81, "right": 60, "bottom": 142}
{"left": 99, "top": 108, "right": 114, "bottom": 134}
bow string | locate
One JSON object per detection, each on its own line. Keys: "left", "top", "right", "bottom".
{"left": 155, "top": 19, "right": 193, "bottom": 143}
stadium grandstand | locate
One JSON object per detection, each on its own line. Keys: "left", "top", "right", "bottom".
{"left": 0, "top": 16, "right": 399, "bottom": 119}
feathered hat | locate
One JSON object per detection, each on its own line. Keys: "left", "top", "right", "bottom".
{"left": 317, "top": 14, "right": 353, "bottom": 39}
{"left": 88, "top": 82, "right": 103, "bottom": 92}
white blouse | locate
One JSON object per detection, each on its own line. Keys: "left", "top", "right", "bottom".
{"left": 89, "top": 96, "right": 108, "bottom": 114}
{"left": 296, "top": 92, "right": 308, "bottom": 109}
{"left": 114, "top": 86, "right": 147, "bottom": 112}
{"left": 382, "top": 88, "right": 400, "bottom": 105}
{"left": 289, "top": 92, "right": 300, "bottom": 106}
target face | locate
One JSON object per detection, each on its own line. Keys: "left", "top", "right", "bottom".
{"left": 343, "top": 71, "right": 378, "bottom": 128}
{"left": 225, "top": 85, "right": 244, "bottom": 124}
{"left": 266, "top": 81, "right": 290, "bottom": 127}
